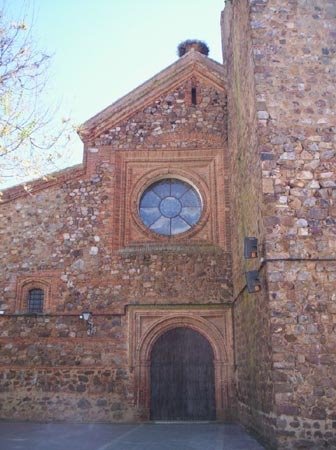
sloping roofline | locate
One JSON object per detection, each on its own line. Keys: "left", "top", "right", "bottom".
{"left": 1, "top": 50, "right": 225, "bottom": 202}
{"left": 78, "top": 49, "right": 225, "bottom": 142}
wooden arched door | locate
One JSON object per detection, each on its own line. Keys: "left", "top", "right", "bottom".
{"left": 150, "top": 327, "right": 216, "bottom": 421}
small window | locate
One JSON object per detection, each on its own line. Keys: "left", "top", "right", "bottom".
{"left": 28, "top": 288, "right": 44, "bottom": 313}
{"left": 191, "top": 87, "right": 197, "bottom": 105}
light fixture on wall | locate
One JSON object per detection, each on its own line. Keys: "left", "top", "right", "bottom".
{"left": 244, "top": 237, "right": 258, "bottom": 259}
{"left": 79, "top": 311, "right": 96, "bottom": 336}
{"left": 245, "top": 271, "right": 261, "bottom": 293}
{"left": 80, "top": 311, "right": 91, "bottom": 321}
{"left": 0, "top": 310, "right": 5, "bottom": 315}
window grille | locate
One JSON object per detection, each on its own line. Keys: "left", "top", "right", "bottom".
{"left": 28, "top": 288, "right": 44, "bottom": 313}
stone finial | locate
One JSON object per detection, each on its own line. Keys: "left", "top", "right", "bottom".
{"left": 177, "top": 39, "right": 210, "bottom": 57}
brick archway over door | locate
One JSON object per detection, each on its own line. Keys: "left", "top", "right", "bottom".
{"left": 128, "top": 306, "right": 234, "bottom": 421}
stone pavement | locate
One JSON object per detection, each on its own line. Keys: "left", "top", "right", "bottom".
{"left": 0, "top": 422, "right": 265, "bottom": 450}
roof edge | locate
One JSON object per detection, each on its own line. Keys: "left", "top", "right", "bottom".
{"left": 78, "top": 50, "right": 225, "bottom": 141}
{"left": 0, "top": 163, "right": 85, "bottom": 204}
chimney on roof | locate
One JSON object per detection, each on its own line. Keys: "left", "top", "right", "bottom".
{"left": 177, "top": 40, "right": 210, "bottom": 57}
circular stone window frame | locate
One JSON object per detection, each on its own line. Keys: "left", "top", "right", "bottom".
{"left": 131, "top": 169, "right": 210, "bottom": 240}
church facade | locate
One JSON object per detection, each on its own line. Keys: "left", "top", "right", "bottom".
{"left": 0, "top": 1, "right": 335, "bottom": 449}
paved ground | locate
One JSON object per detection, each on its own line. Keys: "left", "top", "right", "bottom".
{"left": 0, "top": 422, "right": 265, "bottom": 450}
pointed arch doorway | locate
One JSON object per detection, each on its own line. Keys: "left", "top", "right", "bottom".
{"left": 150, "top": 327, "right": 216, "bottom": 421}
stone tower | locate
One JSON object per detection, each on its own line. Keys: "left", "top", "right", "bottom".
{"left": 222, "top": 0, "right": 336, "bottom": 448}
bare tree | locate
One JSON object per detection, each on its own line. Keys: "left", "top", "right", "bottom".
{"left": 0, "top": 6, "right": 73, "bottom": 186}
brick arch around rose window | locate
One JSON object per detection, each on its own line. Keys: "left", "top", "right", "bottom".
{"left": 110, "top": 147, "right": 228, "bottom": 250}
{"left": 131, "top": 168, "right": 210, "bottom": 242}
{"left": 128, "top": 306, "right": 234, "bottom": 421}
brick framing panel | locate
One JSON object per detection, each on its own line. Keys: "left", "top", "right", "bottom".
{"left": 15, "top": 271, "right": 61, "bottom": 313}
{"left": 109, "top": 148, "right": 229, "bottom": 250}
{"left": 128, "top": 305, "right": 234, "bottom": 421}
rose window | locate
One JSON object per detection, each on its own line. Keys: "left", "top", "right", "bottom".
{"left": 139, "top": 179, "right": 202, "bottom": 236}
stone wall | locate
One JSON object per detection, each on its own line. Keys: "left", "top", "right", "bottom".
{"left": 222, "top": 0, "right": 274, "bottom": 445}
{"left": 233, "top": 271, "right": 276, "bottom": 447}
{"left": 250, "top": 0, "right": 335, "bottom": 256}
{"left": 0, "top": 63, "right": 232, "bottom": 421}
{"left": 0, "top": 172, "right": 232, "bottom": 314}
{"left": 0, "top": 367, "right": 134, "bottom": 422}
{"left": 94, "top": 79, "right": 227, "bottom": 150}
{"left": 250, "top": 0, "right": 336, "bottom": 447}
{"left": 268, "top": 260, "right": 336, "bottom": 448}
{"left": 221, "top": 0, "right": 264, "bottom": 295}
{"left": 0, "top": 169, "right": 231, "bottom": 420}
{"left": 224, "top": 0, "right": 336, "bottom": 448}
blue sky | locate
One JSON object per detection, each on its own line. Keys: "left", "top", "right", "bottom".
{"left": 5, "top": 0, "right": 225, "bottom": 184}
